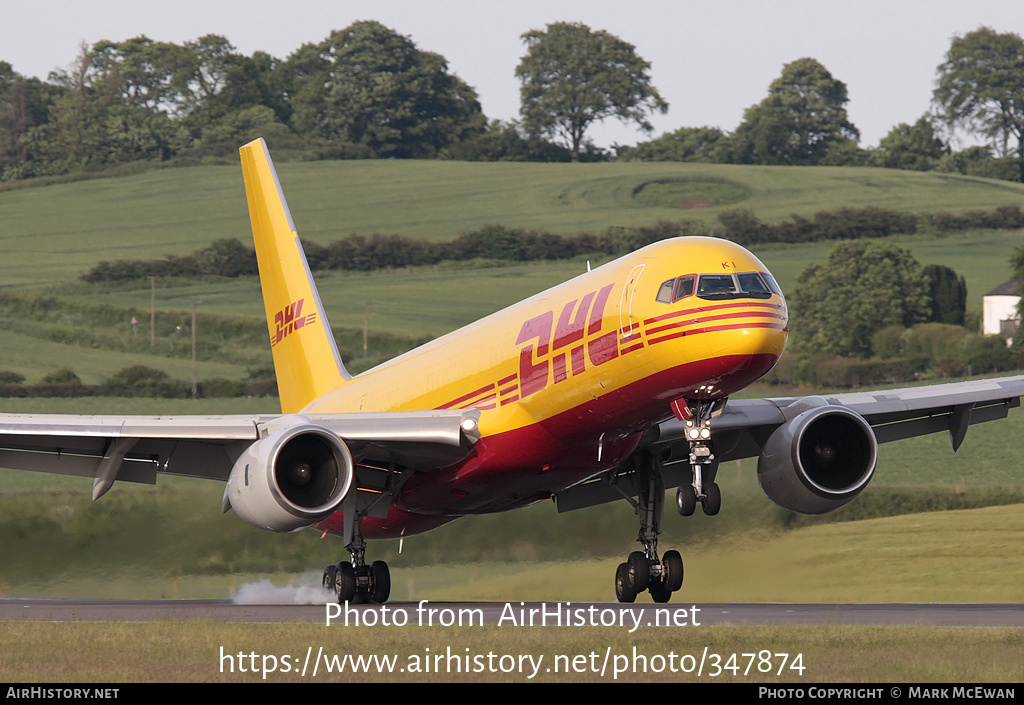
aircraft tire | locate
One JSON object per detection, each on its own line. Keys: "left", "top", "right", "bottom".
{"left": 322, "top": 564, "right": 339, "bottom": 594}
{"left": 626, "top": 551, "right": 650, "bottom": 591}
{"left": 615, "top": 563, "right": 637, "bottom": 603}
{"left": 676, "top": 485, "right": 697, "bottom": 516}
{"left": 662, "top": 550, "right": 684, "bottom": 592}
{"left": 702, "top": 482, "right": 722, "bottom": 516}
{"left": 370, "top": 560, "right": 391, "bottom": 603}
{"left": 336, "top": 561, "right": 357, "bottom": 603}
{"left": 649, "top": 582, "right": 671, "bottom": 603}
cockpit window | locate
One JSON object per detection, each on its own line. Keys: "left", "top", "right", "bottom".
{"left": 760, "top": 271, "right": 783, "bottom": 296}
{"left": 673, "top": 275, "right": 695, "bottom": 300}
{"left": 656, "top": 275, "right": 697, "bottom": 303}
{"left": 737, "top": 273, "right": 770, "bottom": 295}
{"left": 656, "top": 279, "right": 674, "bottom": 303}
{"left": 697, "top": 274, "right": 737, "bottom": 297}
{"left": 696, "top": 272, "right": 773, "bottom": 301}
{"left": 657, "top": 271, "right": 777, "bottom": 303}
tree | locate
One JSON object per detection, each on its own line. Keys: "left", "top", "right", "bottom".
{"left": 792, "top": 241, "right": 930, "bottom": 357}
{"left": 617, "top": 126, "right": 730, "bottom": 162}
{"left": 873, "top": 116, "right": 947, "bottom": 171}
{"left": 516, "top": 22, "right": 667, "bottom": 162}
{"left": 287, "top": 21, "right": 485, "bottom": 158}
{"left": 0, "top": 62, "right": 60, "bottom": 178}
{"left": 731, "top": 57, "right": 859, "bottom": 165}
{"left": 934, "top": 27, "right": 1024, "bottom": 182}
{"left": 922, "top": 264, "right": 967, "bottom": 326}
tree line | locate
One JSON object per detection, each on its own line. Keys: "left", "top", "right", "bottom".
{"left": 3, "top": 23, "right": 1023, "bottom": 180}
{"left": 773, "top": 234, "right": 1024, "bottom": 389}
{"left": 0, "top": 365, "right": 277, "bottom": 399}
{"left": 620, "top": 27, "right": 1024, "bottom": 182}
{"left": 0, "top": 21, "right": 658, "bottom": 179}
{"left": 81, "top": 203, "right": 1024, "bottom": 283}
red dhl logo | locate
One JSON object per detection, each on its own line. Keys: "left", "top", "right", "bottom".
{"left": 516, "top": 283, "right": 616, "bottom": 398}
{"left": 271, "top": 298, "right": 317, "bottom": 347}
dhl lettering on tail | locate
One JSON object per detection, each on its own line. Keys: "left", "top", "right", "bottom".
{"left": 271, "top": 299, "right": 318, "bottom": 347}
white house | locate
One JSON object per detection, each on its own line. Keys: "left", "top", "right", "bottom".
{"left": 982, "top": 279, "right": 1021, "bottom": 342}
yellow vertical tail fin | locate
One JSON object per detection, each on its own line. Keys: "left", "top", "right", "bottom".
{"left": 239, "top": 138, "right": 350, "bottom": 413}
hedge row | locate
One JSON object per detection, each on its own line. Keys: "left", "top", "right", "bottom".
{"left": 764, "top": 338, "right": 1020, "bottom": 388}
{"left": 0, "top": 366, "right": 278, "bottom": 399}
{"left": 81, "top": 204, "right": 1024, "bottom": 283}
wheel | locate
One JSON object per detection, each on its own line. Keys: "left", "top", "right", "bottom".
{"left": 676, "top": 484, "right": 696, "bottom": 516}
{"left": 322, "top": 564, "right": 339, "bottom": 593}
{"left": 615, "top": 563, "right": 637, "bottom": 603}
{"left": 626, "top": 551, "right": 650, "bottom": 591}
{"left": 336, "top": 561, "right": 356, "bottom": 603}
{"left": 701, "top": 482, "right": 721, "bottom": 516}
{"left": 662, "top": 549, "right": 684, "bottom": 593}
{"left": 369, "top": 560, "right": 391, "bottom": 603}
{"left": 649, "top": 582, "right": 671, "bottom": 603}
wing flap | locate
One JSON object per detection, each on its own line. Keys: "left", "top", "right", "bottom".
{"left": 0, "top": 409, "right": 480, "bottom": 486}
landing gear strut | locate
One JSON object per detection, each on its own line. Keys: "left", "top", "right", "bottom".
{"left": 675, "top": 398, "right": 723, "bottom": 518}
{"left": 613, "top": 449, "right": 684, "bottom": 604}
{"left": 322, "top": 491, "right": 391, "bottom": 604}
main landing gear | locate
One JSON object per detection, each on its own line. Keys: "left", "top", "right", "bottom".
{"left": 612, "top": 398, "right": 724, "bottom": 603}
{"left": 322, "top": 536, "right": 391, "bottom": 604}
{"left": 322, "top": 493, "right": 391, "bottom": 604}
{"left": 613, "top": 449, "right": 684, "bottom": 604}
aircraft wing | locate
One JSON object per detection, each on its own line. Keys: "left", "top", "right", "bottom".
{"left": 659, "top": 375, "right": 1024, "bottom": 459}
{"left": 555, "top": 376, "right": 1024, "bottom": 512}
{"left": 0, "top": 409, "right": 480, "bottom": 500}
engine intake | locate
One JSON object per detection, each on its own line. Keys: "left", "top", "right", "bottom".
{"left": 224, "top": 424, "right": 354, "bottom": 532}
{"left": 757, "top": 405, "right": 876, "bottom": 514}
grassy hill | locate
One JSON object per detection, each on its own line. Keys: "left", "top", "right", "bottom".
{"left": 2, "top": 160, "right": 1023, "bottom": 286}
{"left": 0, "top": 159, "right": 1022, "bottom": 386}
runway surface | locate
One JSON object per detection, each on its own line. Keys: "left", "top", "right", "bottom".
{"left": 2, "top": 599, "right": 1023, "bottom": 627}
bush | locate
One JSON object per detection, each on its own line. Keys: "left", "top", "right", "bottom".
{"left": 955, "top": 334, "right": 1015, "bottom": 374}
{"left": 101, "top": 366, "right": 190, "bottom": 398}
{"left": 814, "top": 357, "right": 927, "bottom": 388}
{"left": 902, "top": 323, "right": 971, "bottom": 359}
{"left": 871, "top": 325, "right": 906, "bottom": 359}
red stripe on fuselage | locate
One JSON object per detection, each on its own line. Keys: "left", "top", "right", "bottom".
{"left": 643, "top": 301, "right": 783, "bottom": 326}
{"left": 338, "top": 350, "right": 779, "bottom": 539}
{"left": 645, "top": 310, "right": 785, "bottom": 337}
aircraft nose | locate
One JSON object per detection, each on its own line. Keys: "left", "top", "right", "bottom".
{"left": 728, "top": 322, "right": 787, "bottom": 358}
{"left": 706, "top": 306, "right": 788, "bottom": 358}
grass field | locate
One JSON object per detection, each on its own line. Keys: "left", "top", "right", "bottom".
{"left": 0, "top": 159, "right": 1021, "bottom": 384}
{"left": 2, "top": 159, "right": 1024, "bottom": 286}
{"left": 62, "top": 229, "right": 1024, "bottom": 342}
{"left": 2, "top": 161, "right": 1024, "bottom": 683}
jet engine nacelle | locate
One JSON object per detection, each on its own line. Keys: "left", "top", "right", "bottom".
{"left": 756, "top": 405, "right": 877, "bottom": 514}
{"left": 224, "top": 424, "right": 354, "bottom": 532}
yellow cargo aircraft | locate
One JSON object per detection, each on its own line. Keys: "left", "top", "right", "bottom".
{"left": 2, "top": 138, "right": 1022, "bottom": 604}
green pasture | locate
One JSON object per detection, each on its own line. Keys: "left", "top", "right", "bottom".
{"left": 0, "top": 327, "right": 250, "bottom": 385}
{"left": 2, "top": 159, "right": 1024, "bottom": 286}
{"left": 55, "top": 228, "right": 1024, "bottom": 347}
{"left": 0, "top": 159, "right": 1021, "bottom": 387}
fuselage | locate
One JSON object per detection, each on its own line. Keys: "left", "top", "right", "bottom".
{"left": 312, "top": 236, "right": 788, "bottom": 539}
